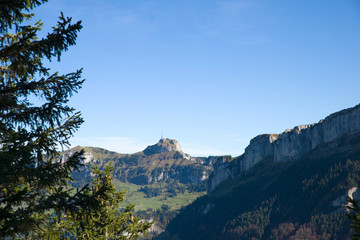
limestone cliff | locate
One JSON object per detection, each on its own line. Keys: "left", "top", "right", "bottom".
{"left": 274, "top": 105, "right": 360, "bottom": 162}
{"left": 208, "top": 103, "right": 360, "bottom": 193}
{"left": 143, "top": 138, "right": 185, "bottom": 156}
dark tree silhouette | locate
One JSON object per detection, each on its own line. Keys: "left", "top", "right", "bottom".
{"left": 0, "top": 1, "right": 151, "bottom": 238}
{"left": 347, "top": 196, "right": 360, "bottom": 240}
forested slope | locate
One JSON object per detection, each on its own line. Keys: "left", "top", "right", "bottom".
{"left": 157, "top": 133, "right": 360, "bottom": 239}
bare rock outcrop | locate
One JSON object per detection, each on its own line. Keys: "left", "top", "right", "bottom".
{"left": 274, "top": 105, "right": 360, "bottom": 162}
{"left": 208, "top": 104, "right": 360, "bottom": 194}
{"left": 240, "top": 134, "right": 279, "bottom": 171}
{"left": 143, "top": 138, "right": 184, "bottom": 155}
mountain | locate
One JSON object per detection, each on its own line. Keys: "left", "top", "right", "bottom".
{"left": 157, "top": 104, "right": 360, "bottom": 240}
{"left": 143, "top": 138, "right": 185, "bottom": 156}
{"left": 208, "top": 104, "right": 360, "bottom": 193}
{"left": 65, "top": 138, "right": 225, "bottom": 237}
{"left": 67, "top": 138, "right": 219, "bottom": 187}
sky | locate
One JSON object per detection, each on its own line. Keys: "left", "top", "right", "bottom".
{"left": 33, "top": 0, "right": 360, "bottom": 156}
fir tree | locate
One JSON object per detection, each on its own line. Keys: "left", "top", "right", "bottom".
{"left": 347, "top": 196, "right": 360, "bottom": 240}
{"left": 44, "top": 165, "right": 152, "bottom": 239}
{"left": 0, "top": 1, "right": 151, "bottom": 238}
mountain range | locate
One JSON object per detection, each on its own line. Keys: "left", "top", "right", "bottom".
{"left": 66, "top": 103, "right": 360, "bottom": 239}
{"left": 66, "top": 138, "right": 221, "bottom": 188}
{"left": 157, "top": 103, "right": 360, "bottom": 239}
{"left": 64, "top": 137, "right": 225, "bottom": 236}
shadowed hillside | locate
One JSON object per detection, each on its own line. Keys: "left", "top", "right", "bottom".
{"left": 157, "top": 104, "right": 360, "bottom": 240}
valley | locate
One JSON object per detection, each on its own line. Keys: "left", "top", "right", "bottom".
{"left": 66, "top": 104, "right": 360, "bottom": 239}
{"left": 64, "top": 138, "right": 224, "bottom": 236}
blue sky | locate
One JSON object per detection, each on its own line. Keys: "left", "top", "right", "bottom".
{"left": 34, "top": 0, "right": 360, "bottom": 156}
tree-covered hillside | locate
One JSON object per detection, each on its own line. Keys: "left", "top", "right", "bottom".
{"left": 157, "top": 133, "right": 360, "bottom": 240}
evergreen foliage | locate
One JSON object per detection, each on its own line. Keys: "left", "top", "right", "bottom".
{"left": 136, "top": 205, "right": 179, "bottom": 239}
{"left": 42, "top": 165, "right": 152, "bottom": 239}
{"left": 0, "top": 1, "right": 151, "bottom": 238}
{"left": 347, "top": 197, "right": 360, "bottom": 240}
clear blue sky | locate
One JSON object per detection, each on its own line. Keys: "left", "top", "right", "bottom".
{"left": 34, "top": 0, "right": 360, "bottom": 156}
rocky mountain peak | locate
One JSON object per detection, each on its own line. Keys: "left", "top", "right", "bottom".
{"left": 143, "top": 138, "right": 183, "bottom": 155}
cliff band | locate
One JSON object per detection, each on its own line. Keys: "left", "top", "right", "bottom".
{"left": 208, "top": 104, "right": 360, "bottom": 193}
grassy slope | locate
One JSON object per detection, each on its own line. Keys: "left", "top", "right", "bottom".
{"left": 113, "top": 179, "right": 205, "bottom": 211}
{"left": 67, "top": 145, "right": 213, "bottom": 239}
{"left": 68, "top": 145, "right": 209, "bottom": 215}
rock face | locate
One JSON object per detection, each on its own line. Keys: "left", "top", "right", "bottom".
{"left": 332, "top": 187, "right": 360, "bottom": 212}
{"left": 274, "top": 105, "right": 360, "bottom": 162}
{"left": 208, "top": 104, "right": 360, "bottom": 193}
{"left": 240, "top": 134, "right": 279, "bottom": 171}
{"left": 61, "top": 150, "right": 97, "bottom": 164}
{"left": 143, "top": 138, "right": 184, "bottom": 155}
{"left": 205, "top": 156, "right": 233, "bottom": 193}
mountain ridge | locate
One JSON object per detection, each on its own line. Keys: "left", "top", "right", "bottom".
{"left": 65, "top": 138, "right": 224, "bottom": 195}
{"left": 208, "top": 103, "right": 360, "bottom": 193}
{"left": 157, "top": 104, "right": 360, "bottom": 240}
